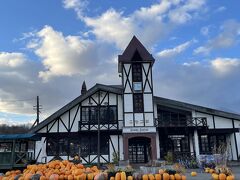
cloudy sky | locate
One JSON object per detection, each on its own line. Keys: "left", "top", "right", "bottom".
{"left": 0, "top": 0, "right": 240, "bottom": 125}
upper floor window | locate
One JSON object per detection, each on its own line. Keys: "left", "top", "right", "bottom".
{"left": 132, "top": 63, "right": 142, "bottom": 82}
{"left": 81, "top": 106, "right": 117, "bottom": 124}
{"left": 133, "top": 93, "right": 144, "bottom": 113}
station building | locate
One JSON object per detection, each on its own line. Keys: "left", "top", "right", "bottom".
{"left": 31, "top": 36, "right": 240, "bottom": 164}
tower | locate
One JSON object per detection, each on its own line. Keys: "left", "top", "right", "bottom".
{"left": 118, "top": 36, "right": 157, "bottom": 162}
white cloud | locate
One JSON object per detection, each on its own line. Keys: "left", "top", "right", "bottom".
{"left": 201, "top": 26, "right": 210, "bottom": 36}
{"left": 62, "top": 0, "right": 88, "bottom": 19}
{"left": 83, "top": 0, "right": 206, "bottom": 49}
{"left": 211, "top": 57, "right": 240, "bottom": 74}
{"left": 214, "top": 6, "right": 226, "bottom": 13}
{"left": 183, "top": 61, "right": 200, "bottom": 66}
{"left": 195, "top": 20, "right": 240, "bottom": 55}
{"left": 168, "top": 0, "right": 206, "bottom": 24}
{"left": 157, "top": 40, "right": 195, "bottom": 59}
{"left": 26, "top": 26, "right": 117, "bottom": 81}
{"left": 0, "top": 52, "right": 26, "bottom": 68}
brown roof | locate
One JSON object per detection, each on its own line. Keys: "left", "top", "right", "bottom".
{"left": 118, "top": 36, "right": 155, "bottom": 63}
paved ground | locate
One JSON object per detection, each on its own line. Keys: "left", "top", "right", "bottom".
{"left": 185, "top": 166, "right": 240, "bottom": 180}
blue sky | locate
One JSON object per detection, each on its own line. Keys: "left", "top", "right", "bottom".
{"left": 0, "top": 0, "right": 240, "bottom": 125}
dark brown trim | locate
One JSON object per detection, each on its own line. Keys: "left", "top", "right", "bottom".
{"left": 232, "top": 119, "right": 239, "bottom": 160}
{"left": 212, "top": 115, "right": 216, "bottom": 129}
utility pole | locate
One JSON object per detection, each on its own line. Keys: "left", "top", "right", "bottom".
{"left": 33, "top": 96, "right": 42, "bottom": 127}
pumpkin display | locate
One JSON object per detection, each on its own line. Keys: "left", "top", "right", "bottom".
{"left": 190, "top": 172, "right": 197, "bottom": 176}
{"left": 209, "top": 169, "right": 215, "bottom": 174}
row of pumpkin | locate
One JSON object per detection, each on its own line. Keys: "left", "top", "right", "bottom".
{"left": 0, "top": 160, "right": 193, "bottom": 180}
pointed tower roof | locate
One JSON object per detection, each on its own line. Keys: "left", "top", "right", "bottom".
{"left": 81, "top": 81, "right": 87, "bottom": 95}
{"left": 118, "top": 36, "right": 155, "bottom": 63}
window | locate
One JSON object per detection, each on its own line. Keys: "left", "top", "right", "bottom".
{"left": 81, "top": 106, "right": 117, "bottom": 124}
{"left": 132, "top": 63, "right": 142, "bottom": 82}
{"left": 133, "top": 94, "right": 144, "bottom": 113}
{"left": 0, "top": 142, "right": 12, "bottom": 152}
{"left": 59, "top": 138, "right": 68, "bottom": 156}
{"left": 200, "top": 135, "right": 209, "bottom": 154}
{"left": 47, "top": 137, "right": 58, "bottom": 156}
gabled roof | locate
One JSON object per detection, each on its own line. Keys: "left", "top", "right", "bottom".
{"left": 118, "top": 36, "right": 155, "bottom": 63}
{"left": 30, "top": 84, "right": 123, "bottom": 133}
{"left": 154, "top": 96, "right": 240, "bottom": 120}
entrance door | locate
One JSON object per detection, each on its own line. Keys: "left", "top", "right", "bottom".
{"left": 128, "top": 137, "right": 151, "bottom": 163}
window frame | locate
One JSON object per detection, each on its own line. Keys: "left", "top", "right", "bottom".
{"left": 133, "top": 93, "right": 144, "bottom": 113}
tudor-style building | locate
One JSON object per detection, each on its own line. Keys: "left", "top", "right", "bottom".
{"left": 31, "top": 36, "right": 240, "bottom": 164}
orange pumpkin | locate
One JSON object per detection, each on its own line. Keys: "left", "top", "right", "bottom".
{"left": 68, "top": 175, "right": 74, "bottom": 180}
{"left": 87, "top": 173, "right": 94, "bottom": 180}
{"left": 159, "top": 169, "right": 164, "bottom": 175}
{"left": 219, "top": 173, "right": 227, "bottom": 180}
{"left": 181, "top": 175, "right": 186, "bottom": 180}
{"left": 155, "top": 174, "right": 161, "bottom": 180}
{"left": 212, "top": 173, "right": 219, "bottom": 180}
{"left": 127, "top": 176, "right": 133, "bottom": 180}
{"left": 115, "top": 173, "right": 121, "bottom": 180}
{"left": 40, "top": 176, "right": 47, "bottom": 180}
{"left": 143, "top": 174, "right": 148, "bottom": 180}
{"left": 110, "top": 177, "right": 115, "bottom": 180}
{"left": 174, "top": 174, "right": 181, "bottom": 180}
{"left": 226, "top": 175, "right": 235, "bottom": 180}
{"left": 50, "top": 174, "right": 59, "bottom": 180}
{"left": 169, "top": 175, "right": 175, "bottom": 180}
{"left": 162, "top": 173, "right": 169, "bottom": 180}
{"left": 121, "top": 172, "right": 126, "bottom": 180}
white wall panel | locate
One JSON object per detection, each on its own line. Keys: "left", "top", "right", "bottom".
{"left": 109, "top": 93, "right": 117, "bottom": 105}
{"left": 48, "top": 120, "right": 58, "bottom": 133}
{"left": 215, "top": 116, "right": 233, "bottom": 128}
{"left": 109, "top": 135, "right": 119, "bottom": 163}
{"left": 125, "top": 113, "right": 133, "bottom": 126}
{"left": 234, "top": 120, "right": 240, "bottom": 129}
{"left": 119, "top": 135, "right": 124, "bottom": 160}
{"left": 124, "top": 94, "right": 133, "bottom": 112}
{"left": 144, "top": 94, "right": 153, "bottom": 112}
{"left": 118, "top": 95, "right": 123, "bottom": 120}
{"left": 145, "top": 113, "right": 154, "bottom": 126}
{"left": 134, "top": 113, "right": 144, "bottom": 126}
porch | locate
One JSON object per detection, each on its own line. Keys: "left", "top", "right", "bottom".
{"left": 0, "top": 134, "right": 40, "bottom": 170}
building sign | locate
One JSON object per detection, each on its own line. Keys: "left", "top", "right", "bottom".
{"left": 123, "top": 127, "right": 156, "bottom": 133}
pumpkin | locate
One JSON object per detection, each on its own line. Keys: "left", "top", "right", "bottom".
{"left": 59, "top": 175, "right": 65, "bottom": 180}
{"left": 219, "top": 173, "right": 227, "bottom": 180}
{"left": 40, "top": 176, "right": 47, "bottom": 180}
{"left": 159, "top": 170, "right": 164, "bottom": 175}
{"left": 191, "top": 172, "right": 197, "bottom": 176}
{"left": 127, "top": 176, "right": 133, "bottom": 180}
{"left": 148, "top": 174, "right": 154, "bottom": 180}
{"left": 115, "top": 173, "right": 121, "bottom": 180}
{"left": 212, "top": 173, "right": 219, "bottom": 180}
{"left": 68, "top": 175, "right": 74, "bottom": 180}
{"left": 169, "top": 175, "right": 175, "bottom": 180}
{"left": 162, "top": 173, "right": 169, "bottom": 180}
{"left": 24, "top": 173, "right": 33, "bottom": 180}
{"left": 209, "top": 169, "right": 215, "bottom": 174}
{"left": 143, "top": 174, "right": 148, "bottom": 180}
{"left": 155, "top": 174, "right": 161, "bottom": 180}
{"left": 181, "top": 175, "right": 186, "bottom": 180}
{"left": 110, "top": 177, "right": 115, "bottom": 180}
{"left": 49, "top": 174, "right": 59, "bottom": 180}
{"left": 174, "top": 174, "right": 181, "bottom": 180}
{"left": 120, "top": 172, "right": 126, "bottom": 180}
{"left": 226, "top": 175, "right": 235, "bottom": 180}
{"left": 87, "top": 173, "right": 94, "bottom": 180}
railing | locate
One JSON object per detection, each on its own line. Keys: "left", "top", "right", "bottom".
{"left": 155, "top": 117, "right": 207, "bottom": 127}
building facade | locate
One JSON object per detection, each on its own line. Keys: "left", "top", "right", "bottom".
{"left": 31, "top": 36, "right": 240, "bottom": 164}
